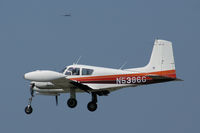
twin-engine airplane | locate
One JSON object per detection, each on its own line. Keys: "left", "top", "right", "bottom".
{"left": 24, "top": 39, "right": 181, "bottom": 114}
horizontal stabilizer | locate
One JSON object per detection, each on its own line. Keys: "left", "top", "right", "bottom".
{"left": 174, "top": 78, "right": 184, "bottom": 81}
{"left": 147, "top": 75, "right": 183, "bottom": 82}
{"left": 147, "top": 75, "right": 176, "bottom": 80}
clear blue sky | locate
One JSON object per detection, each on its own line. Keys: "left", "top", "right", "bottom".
{"left": 0, "top": 0, "right": 199, "bottom": 132}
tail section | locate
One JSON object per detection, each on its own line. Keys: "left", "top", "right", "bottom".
{"left": 126, "top": 39, "right": 176, "bottom": 78}
{"left": 146, "top": 39, "right": 175, "bottom": 72}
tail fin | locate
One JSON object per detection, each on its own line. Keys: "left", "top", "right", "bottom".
{"left": 126, "top": 39, "right": 176, "bottom": 78}
{"left": 146, "top": 39, "right": 175, "bottom": 72}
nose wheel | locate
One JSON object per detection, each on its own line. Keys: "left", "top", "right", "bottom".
{"left": 25, "top": 97, "right": 33, "bottom": 115}
{"left": 25, "top": 105, "right": 33, "bottom": 114}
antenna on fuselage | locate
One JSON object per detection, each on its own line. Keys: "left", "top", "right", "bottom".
{"left": 74, "top": 56, "right": 82, "bottom": 64}
{"left": 119, "top": 61, "right": 127, "bottom": 70}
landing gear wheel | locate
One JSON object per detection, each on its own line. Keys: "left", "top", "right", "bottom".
{"left": 67, "top": 98, "right": 77, "bottom": 108}
{"left": 87, "top": 101, "right": 97, "bottom": 112}
{"left": 25, "top": 105, "right": 33, "bottom": 115}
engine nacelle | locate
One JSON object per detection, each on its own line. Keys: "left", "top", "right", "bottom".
{"left": 33, "top": 82, "right": 59, "bottom": 89}
{"left": 24, "top": 70, "right": 66, "bottom": 82}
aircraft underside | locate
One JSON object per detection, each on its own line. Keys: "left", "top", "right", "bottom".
{"left": 24, "top": 77, "right": 176, "bottom": 115}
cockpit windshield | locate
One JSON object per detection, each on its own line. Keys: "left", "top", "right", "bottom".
{"left": 65, "top": 67, "right": 80, "bottom": 75}
{"left": 63, "top": 66, "right": 94, "bottom": 76}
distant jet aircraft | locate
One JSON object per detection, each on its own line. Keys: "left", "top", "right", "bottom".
{"left": 63, "top": 13, "right": 71, "bottom": 16}
{"left": 24, "top": 39, "right": 182, "bottom": 114}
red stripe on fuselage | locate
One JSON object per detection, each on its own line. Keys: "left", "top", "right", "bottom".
{"left": 69, "top": 70, "right": 176, "bottom": 84}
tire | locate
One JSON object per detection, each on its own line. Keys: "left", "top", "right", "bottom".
{"left": 67, "top": 98, "right": 77, "bottom": 108}
{"left": 87, "top": 101, "right": 97, "bottom": 112}
{"left": 25, "top": 105, "right": 33, "bottom": 115}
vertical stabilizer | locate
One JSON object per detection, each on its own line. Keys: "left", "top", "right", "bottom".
{"left": 145, "top": 39, "right": 175, "bottom": 72}
{"left": 125, "top": 39, "right": 176, "bottom": 78}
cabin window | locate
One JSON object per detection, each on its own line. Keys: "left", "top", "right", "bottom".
{"left": 82, "top": 68, "right": 94, "bottom": 75}
{"left": 67, "top": 67, "right": 80, "bottom": 75}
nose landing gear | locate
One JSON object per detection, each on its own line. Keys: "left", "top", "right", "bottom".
{"left": 25, "top": 97, "right": 33, "bottom": 115}
{"left": 67, "top": 88, "right": 78, "bottom": 108}
{"left": 25, "top": 83, "right": 34, "bottom": 115}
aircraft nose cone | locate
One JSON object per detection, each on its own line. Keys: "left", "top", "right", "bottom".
{"left": 24, "top": 72, "right": 34, "bottom": 80}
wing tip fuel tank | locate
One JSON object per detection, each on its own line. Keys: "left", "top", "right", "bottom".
{"left": 24, "top": 70, "right": 65, "bottom": 82}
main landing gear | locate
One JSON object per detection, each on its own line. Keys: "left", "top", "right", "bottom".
{"left": 66, "top": 91, "right": 98, "bottom": 112}
{"left": 87, "top": 92, "right": 98, "bottom": 112}
{"left": 67, "top": 91, "right": 98, "bottom": 112}
{"left": 66, "top": 89, "right": 108, "bottom": 112}
{"left": 87, "top": 90, "right": 109, "bottom": 112}
{"left": 67, "top": 88, "right": 77, "bottom": 108}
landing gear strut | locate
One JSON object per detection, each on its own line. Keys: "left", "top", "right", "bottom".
{"left": 25, "top": 83, "right": 34, "bottom": 115}
{"left": 67, "top": 88, "right": 77, "bottom": 108}
{"left": 87, "top": 92, "right": 98, "bottom": 112}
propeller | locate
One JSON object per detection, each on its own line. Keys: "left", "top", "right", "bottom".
{"left": 30, "top": 83, "right": 35, "bottom": 97}
{"left": 55, "top": 95, "right": 58, "bottom": 106}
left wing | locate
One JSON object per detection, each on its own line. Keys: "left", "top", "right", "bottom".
{"left": 24, "top": 70, "right": 93, "bottom": 93}
{"left": 51, "top": 77, "right": 93, "bottom": 93}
